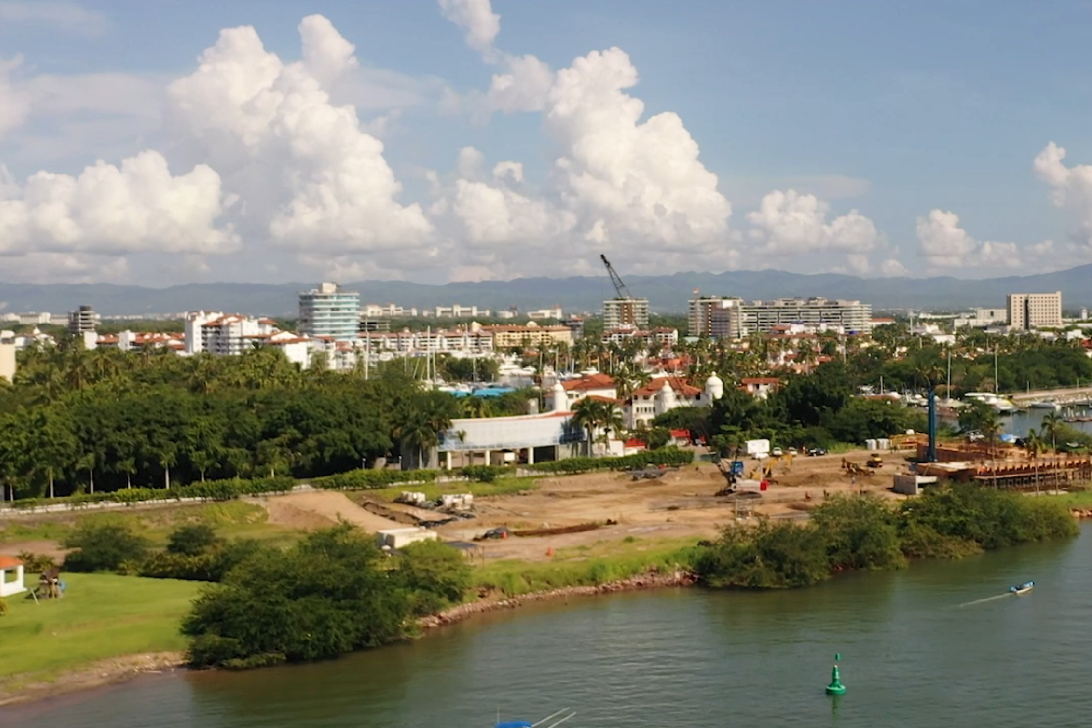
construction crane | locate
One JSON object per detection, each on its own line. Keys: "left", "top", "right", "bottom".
{"left": 600, "top": 254, "right": 634, "bottom": 299}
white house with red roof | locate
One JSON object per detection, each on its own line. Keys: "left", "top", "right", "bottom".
{"left": 626, "top": 374, "right": 721, "bottom": 429}
{"left": 558, "top": 372, "right": 618, "bottom": 410}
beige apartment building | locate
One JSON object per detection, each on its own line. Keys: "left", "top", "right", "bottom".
{"left": 487, "top": 322, "right": 574, "bottom": 349}
{"left": 1007, "top": 291, "right": 1062, "bottom": 330}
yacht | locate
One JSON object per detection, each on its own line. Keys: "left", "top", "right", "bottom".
{"left": 1028, "top": 400, "right": 1061, "bottom": 410}
{"left": 964, "top": 392, "right": 1020, "bottom": 414}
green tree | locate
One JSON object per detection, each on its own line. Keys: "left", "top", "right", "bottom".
{"left": 63, "top": 521, "right": 151, "bottom": 572}
{"left": 396, "top": 540, "right": 472, "bottom": 615}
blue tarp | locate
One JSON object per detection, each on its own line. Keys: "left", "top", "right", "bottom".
{"left": 496, "top": 722, "right": 533, "bottom": 728}
{"left": 451, "top": 387, "right": 516, "bottom": 398}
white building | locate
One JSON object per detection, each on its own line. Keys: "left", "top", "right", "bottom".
{"left": 299, "top": 282, "right": 360, "bottom": 341}
{"left": 0, "top": 312, "right": 52, "bottom": 325}
{"left": 743, "top": 298, "right": 872, "bottom": 335}
{"left": 689, "top": 296, "right": 746, "bottom": 338}
{"left": 0, "top": 342, "right": 15, "bottom": 383}
{"left": 67, "top": 305, "right": 99, "bottom": 336}
{"left": 184, "top": 311, "right": 224, "bottom": 355}
{"left": 1008, "top": 291, "right": 1062, "bottom": 330}
{"left": 559, "top": 373, "right": 618, "bottom": 410}
{"left": 527, "top": 307, "right": 564, "bottom": 320}
{"left": 603, "top": 298, "right": 650, "bottom": 330}
{"left": 626, "top": 374, "right": 721, "bottom": 429}
{"left": 0, "top": 556, "right": 26, "bottom": 597}
{"left": 202, "top": 315, "right": 280, "bottom": 356}
{"left": 603, "top": 326, "right": 678, "bottom": 349}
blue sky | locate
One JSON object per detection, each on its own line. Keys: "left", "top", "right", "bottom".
{"left": 1, "top": 0, "right": 1092, "bottom": 286}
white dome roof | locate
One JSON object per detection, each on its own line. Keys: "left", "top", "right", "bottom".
{"left": 705, "top": 373, "right": 723, "bottom": 386}
{"left": 552, "top": 380, "right": 566, "bottom": 392}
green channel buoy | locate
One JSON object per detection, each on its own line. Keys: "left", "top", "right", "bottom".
{"left": 825, "top": 653, "right": 846, "bottom": 695}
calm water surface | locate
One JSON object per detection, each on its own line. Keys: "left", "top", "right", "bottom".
{"left": 4, "top": 526, "right": 1092, "bottom": 728}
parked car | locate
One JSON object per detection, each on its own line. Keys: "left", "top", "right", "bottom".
{"left": 772, "top": 447, "right": 783, "bottom": 457}
{"left": 807, "top": 447, "right": 828, "bottom": 457}
{"left": 788, "top": 447, "right": 798, "bottom": 456}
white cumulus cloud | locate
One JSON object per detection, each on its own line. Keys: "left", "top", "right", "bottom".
{"left": 916, "top": 209, "right": 1022, "bottom": 270}
{"left": 434, "top": 44, "right": 733, "bottom": 276}
{"left": 746, "top": 189, "right": 878, "bottom": 254}
{"left": 438, "top": 0, "right": 500, "bottom": 56}
{"left": 0, "top": 151, "right": 235, "bottom": 256}
{"left": 166, "top": 16, "right": 433, "bottom": 262}
{"left": 1034, "top": 141, "right": 1092, "bottom": 247}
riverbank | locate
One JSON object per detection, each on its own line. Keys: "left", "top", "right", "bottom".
{"left": 420, "top": 568, "right": 696, "bottom": 629}
{"left": 0, "top": 652, "right": 185, "bottom": 708}
{"left": 0, "top": 568, "right": 694, "bottom": 708}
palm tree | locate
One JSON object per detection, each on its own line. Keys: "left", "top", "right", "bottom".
{"left": 571, "top": 398, "right": 603, "bottom": 456}
{"left": 1041, "top": 411, "right": 1063, "bottom": 454}
{"left": 1025, "top": 427, "right": 1043, "bottom": 460}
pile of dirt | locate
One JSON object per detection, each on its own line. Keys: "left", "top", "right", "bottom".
{"left": 259, "top": 491, "right": 405, "bottom": 533}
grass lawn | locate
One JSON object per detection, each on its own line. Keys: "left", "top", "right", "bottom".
{"left": 472, "top": 536, "right": 700, "bottom": 597}
{"left": 1, "top": 501, "right": 300, "bottom": 548}
{"left": 0, "top": 573, "right": 200, "bottom": 683}
{"left": 1043, "top": 489, "right": 1092, "bottom": 508}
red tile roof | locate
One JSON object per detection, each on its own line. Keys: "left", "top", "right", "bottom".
{"left": 561, "top": 373, "right": 616, "bottom": 391}
{"left": 585, "top": 394, "right": 622, "bottom": 405}
{"left": 0, "top": 555, "right": 23, "bottom": 569}
{"left": 632, "top": 376, "right": 701, "bottom": 398}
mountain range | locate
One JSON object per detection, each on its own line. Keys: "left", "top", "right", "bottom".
{"left": 2, "top": 265, "right": 1090, "bottom": 318}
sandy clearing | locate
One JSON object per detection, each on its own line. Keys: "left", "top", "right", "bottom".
{"left": 257, "top": 491, "right": 405, "bottom": 533}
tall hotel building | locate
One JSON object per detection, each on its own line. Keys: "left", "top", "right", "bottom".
{"left": 299, "top": 282, "right": 361, "bottom": 341}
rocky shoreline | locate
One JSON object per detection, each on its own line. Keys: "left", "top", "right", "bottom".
{"left": 419, "top": 569, "right": 697, "bottom": 629}
{"left": 1071, "top": 509, "right": 1092, "bottom": 519}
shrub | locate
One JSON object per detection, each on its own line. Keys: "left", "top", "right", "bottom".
{"left": 63, "top": 521, "right": 150, "bottom": 573}
{"left": 167, "top": 524, "right": 222, "bottom": 556}
{"left": 182, "top": 525, "right": 413, "bottom": 668}
{"left": 397, "top": 540, "right": 472, "bottom": 615}
{"left": 527, "top": 448, "right": 694, "bottom": 474}
{"left": 16, "top": 551, "right": 57, "bottom": 573}
{"left": 458, "top": 465, "right": 514, "bottom": 483}
{"left": 311, "top": 469, "right": 438, "bottom": 490}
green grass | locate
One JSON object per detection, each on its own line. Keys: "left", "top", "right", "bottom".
{"left": 472, "top": 536, "right": 701, "bottom": 597}
{"left": 0, "top": 573, "right": 200, "bottom": 683}
{"left": 363, "top": 476, "right": 540, "bottom": 503}
{"left": 0, "top": 502, "right": 299, "bottom": 550}
{"left": 1042, "top": 489, "right": 1092, "bottom": 508}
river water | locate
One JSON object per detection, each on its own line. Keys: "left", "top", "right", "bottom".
{"left": 3, "top": 525, "right": 1091, "bottom": 728}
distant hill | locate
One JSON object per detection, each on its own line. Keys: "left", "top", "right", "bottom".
{"left": 2, "top": 265, "right": 1090, "bottom": 318}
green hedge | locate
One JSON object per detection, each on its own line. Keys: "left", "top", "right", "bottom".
{"left": 526, "top": 448, "right": 695, "bottom": 474}
{"left": 5, "top": 475, "right": 296, "bottom": 510}
{"left": 309, "top": 469, "right": 439, "bottom": 490}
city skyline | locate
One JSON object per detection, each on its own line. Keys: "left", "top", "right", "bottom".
{"left": 3, "top": 1, "right": 1092, "bottom": 286}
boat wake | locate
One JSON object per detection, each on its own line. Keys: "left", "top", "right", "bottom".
{"left": 958, "top": 593, "right": 1012, "bottom": 608}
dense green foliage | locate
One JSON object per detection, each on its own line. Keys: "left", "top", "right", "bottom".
{"left": 0, "top": 346, "right": 460, "bottom": 499}
{"left": 694, "top": 487, "right": 1078, "bottom": 589}
{"left": 63, "top": 521, "right": 151, "bottom": 573}
{"left": 661, "top": 361, "right": 927, "bottom": 452}
{"left": 525, "top": 448, "right": 694, "bottom": 474}
{"left": 181, "top": 525, "right": 471, "bottom": 668}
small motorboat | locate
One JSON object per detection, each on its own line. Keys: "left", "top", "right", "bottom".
{"left": 1010, "top": 581, "right": 1035, "bottom": 595}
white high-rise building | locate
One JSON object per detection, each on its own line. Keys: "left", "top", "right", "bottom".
{"left": 184, "top": 311, "right": 224, "bottom": 355}
{"left": 299, "top": 282, "right": 361, "bottom": 341}
{"left": 689, "top": 296, "right": 745, "bottom": 338}
{"left": 1007, "top": 291, "right": 1062, "bottom": 330}
{"left": 603, "top": 298, "right": 649, "bottom": 330}
{"left": 742, "top": 298, "right": 872, "bottom": 335}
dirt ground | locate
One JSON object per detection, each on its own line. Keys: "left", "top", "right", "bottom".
{"left": 256, "top": 491, "right": 405, "bottom": 532}
{"left": 0, "top": 450, "right": 906, "bottom": 565}
{"left": 426, "top": 450, "right": 906, "bottom": 561}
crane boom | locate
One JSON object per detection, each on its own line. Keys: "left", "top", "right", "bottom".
{"left": 599, "top": 254, "right": 634, "bottom": 299}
